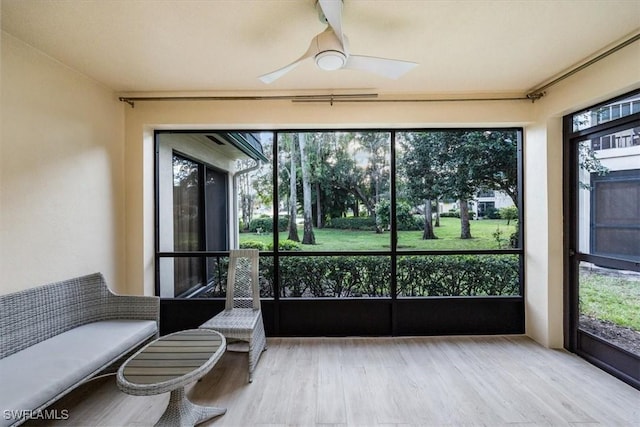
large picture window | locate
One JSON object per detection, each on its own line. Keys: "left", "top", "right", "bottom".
{"left": 156, "top": 128, "right": 524, "bottom": 336}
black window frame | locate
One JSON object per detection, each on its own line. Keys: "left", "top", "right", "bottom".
{"left": 156, "top": 127, "right": 525, "bottom": 337}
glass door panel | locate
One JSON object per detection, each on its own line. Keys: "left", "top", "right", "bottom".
{"left": 575, "top": 124, "right": 640, "bottom": 357}
{"left": 578, "top": 262, "right": 640, "bottom": 356}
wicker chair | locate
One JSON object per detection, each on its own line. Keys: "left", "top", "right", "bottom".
{"left": 199, "top": 249, "right": 266, "bottom": 383}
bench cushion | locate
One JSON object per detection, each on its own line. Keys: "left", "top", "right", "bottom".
{"left": 0, "top": 319, "right": 156, "bottom": 426}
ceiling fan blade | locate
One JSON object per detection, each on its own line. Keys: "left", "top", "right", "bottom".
{"left": 258, "top": 44, "right": 316, "bottom": 84}
{"left": 344, "top": 55, "right": 418, "bottom": 79}
{"left": 318, "top": 0, "right": 344, "bottom": 45}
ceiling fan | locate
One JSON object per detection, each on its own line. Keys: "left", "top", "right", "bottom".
{"left": 258, "top": 0, "right": 418, "bottom": 84}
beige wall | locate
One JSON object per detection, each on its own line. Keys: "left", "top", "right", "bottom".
{"left": 0, "top": 33, "right": 126, "bottom": 293}
{"left": 523, "top": 42, "right": 640, "bottom": 347}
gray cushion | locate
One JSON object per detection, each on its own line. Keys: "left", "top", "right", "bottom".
{"left": 0, "top": 319, "right": 156, "bottom": 426}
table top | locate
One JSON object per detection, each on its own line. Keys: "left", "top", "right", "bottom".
{"left": 117, "top": 329, "right": 226, "bottom": 396}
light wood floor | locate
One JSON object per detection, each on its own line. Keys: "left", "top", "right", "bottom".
{"left": 27, "top": 336, "right": 639, "bottom": 426}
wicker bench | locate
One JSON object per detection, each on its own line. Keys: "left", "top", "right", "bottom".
{"left": 0, "top": 273, "right": 159, "bottom": 427}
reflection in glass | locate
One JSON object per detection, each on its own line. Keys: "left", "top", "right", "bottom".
{"left": 237, "top": 132, "right": 274, "bottom": 248}
{"left": 577, "top": 131, "right": 640, "bottom": 261}
{"left": 579, "top": 262, "right": 640, "bottom": 356}
{"left": 173, "top": 155, "right": 202, "bottom": 296}
{"left": 573, "top": 92, "right": 640, "bottom": 132}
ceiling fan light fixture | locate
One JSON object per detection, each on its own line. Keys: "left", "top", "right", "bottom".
{"left": 315, "top": 50, "right": 346, "bottom": 71}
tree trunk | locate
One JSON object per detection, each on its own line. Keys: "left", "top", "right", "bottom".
{"left": 316, "top": 182, "right": 323, "bottom": 228}
{"left": 287, "top": 138, "right": 299, "bottom": 242}
{"left": 459, "top": 199, "right": 472, "bottom": 239}
{"left": 434, "top": 199, "right": 440, "bottom": 227}
{"left": 422, "top": 199, "right": 437, "bottom": 239}
{"left": 299, "top": 133, "right": 315, "bottom": 244}
{"left": 239, "top": 173, "right": 252, "bottom": 231}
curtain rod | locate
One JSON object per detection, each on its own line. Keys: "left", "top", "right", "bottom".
{"left": 118, "top": 93, "right": 531, "bottom": 108}
{"left": 118, "top": 93, "right": 380, "bottom": 107}
{"left": 119, "top": 32, "right": 639, "bottom": 108}
{"left": 526, "top": 32, "right": 640, "bottom": 99}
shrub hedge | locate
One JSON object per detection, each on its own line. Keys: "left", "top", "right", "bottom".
{"left": 396, "top": 255, "right": 519, "bottom": 296}
{"left": 251, "top": 254, "right": 519, "bottom": 298}
{"left": 247, "top": 215, "right": 289, "bottom": 233}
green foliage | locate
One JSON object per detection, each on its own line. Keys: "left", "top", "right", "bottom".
{"left": 375, "top": 200, "right": 391, "bottom": 229}
{"left": 326, "top": 216, "right": 377, "bottom": 231}
{"left": 276, "top": 256, "right": 391, "bottom": 297}
{"left": 579, "top": 270, "right": 640, "bottom": 330}
{"left": 374, "top": 200, "right": 428, "bottom": 231}
{"left": 396, "top": 202, "right": 422, "bottom": 231}
{"left": 578, "top": 141, "right": 609, "bottom": 189}
{"left": 440, "top": 211, "right": 460, "bottom": 218}
{"left": 406, "top": 215, "right": 425, "bottom": 231}
{"left": 397, "top": 255, "right": 520, "bottom": 296}
{"left": 267, "top": 239, "right": 302, "bottom": 251}
{"left": 492, "top": 226, "right": 507, "bottom": 249}
{"left": 499, "top": 206, "right": 518, "bottom": 223}
{"left": 239, "top": 240, "right": 266, "bottom": 250}
{"left": 509, "top": 222, "right": 519, "bottom": 248}
{"left": 398, "top": 130, "right": 519, "bottom": 209}
{"left": 254, "top": 255, "right": 519, "bottom": 297}
{"left": 248, "top": 215, "right": 288, "bottom": 233}
{"left": 485, "top": 207, "right": 501, "bottom": 219}
{"left": 238, "top": 238, "right": 302, "bottom": 251}
{"left": 440, "top": 210, "right": 476, "bottom": 220}
{"left": 240, "top": 218, "right": 518, "bottom": 251}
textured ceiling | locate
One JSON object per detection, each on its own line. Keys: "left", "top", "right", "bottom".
{"left": 2, "top": 0, "right": 639, "bottom": 96}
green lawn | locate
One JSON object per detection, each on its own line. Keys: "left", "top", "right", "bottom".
{"left": 580, "top": 271, "right": 640, "bottom": 331}
{"left": 240, "top": 217, "right": 517, "bottom": 251}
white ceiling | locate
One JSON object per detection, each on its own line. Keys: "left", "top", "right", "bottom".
{"left": 2, "top": 0, "right": 639, "bottom": 96}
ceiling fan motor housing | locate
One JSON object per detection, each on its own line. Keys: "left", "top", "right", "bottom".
{"left": 315, "top": 50, "right": 346, "bottom": 70}
{"left": 314, "top": 28, "right": 348, "bottom": 70}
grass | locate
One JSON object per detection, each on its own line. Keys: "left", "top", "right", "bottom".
{"left": 579, "top": 270, "right": 640, "bottom": 331}
{"left": 240, "top": 217, "right": 517, "bottom": 251}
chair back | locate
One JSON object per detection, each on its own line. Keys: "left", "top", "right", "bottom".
{"left": 225, "top": 249, "right": 260, "bottom": 310}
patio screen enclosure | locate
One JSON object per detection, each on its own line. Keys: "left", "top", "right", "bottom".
{"left": 157, "top": 128, "right": 524, "bottom": 337}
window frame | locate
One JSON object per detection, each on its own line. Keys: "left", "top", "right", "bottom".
{"left": 156, "top": 127, "right": 525, "bottom": 337}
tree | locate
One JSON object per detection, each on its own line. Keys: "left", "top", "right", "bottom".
{"left": 578, "top": 140, "right": 609, "bottom": 189}
{"left": 298, "top": 133, "right": 315, "bottom": 244}
{"left": 357, "top": 132, "right": 390, "bottom": 209}
{"left": 237, "top": 158, "right": 257, "bottom": 231}
{"left": 436, "top": 130, "right": 521, "bottom": 239}
{"left": 315, "top": 132, "right": 391, "bottom": 223}
{"left": 282, "top": 134, "right": 299, "bottom": 242}
{"left": 399, "top": 130, "right": 518, "bottom": 240}
{"left": 499, "top": 206, "right": 518, "bottom": 225}
{"left": 398, "top": 132, "right": 445, "bottom": 239}
{"left": 464, "top": 131, "right": 519, "bottom": 207}
{"left": 250, "top": 133, "right": 275, "bottom": 217}
{"left": 439, "top": 131, "right": 479, "bottom": 239}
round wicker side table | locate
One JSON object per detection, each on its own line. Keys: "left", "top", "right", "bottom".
{"left": 117, "top": 329, "right": 226, "bottom": 427}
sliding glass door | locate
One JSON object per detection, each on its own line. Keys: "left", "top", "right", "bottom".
{"left": 564, "top": 90, "right": 640, "bottom": 389}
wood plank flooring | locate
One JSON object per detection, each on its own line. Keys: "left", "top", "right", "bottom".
{"left": 25, "top": 336, "right": 639, "bottom": 426}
